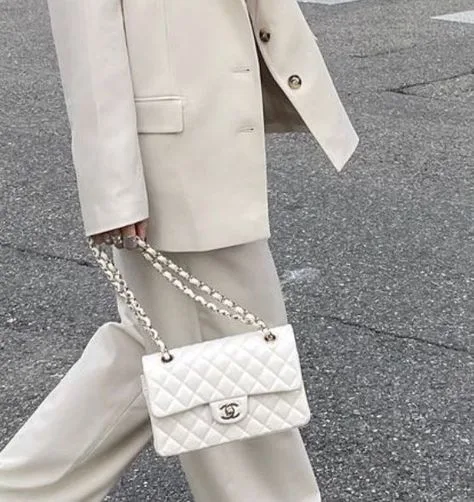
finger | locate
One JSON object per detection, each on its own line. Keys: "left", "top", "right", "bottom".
{"left": 121, "top": 224, "right": 138, "bottom": 249}
{"left": 92, "top": 233, "right": 102, "bottom": 245}
{"left": 135, "top": 219, "right": 148, "bottom": 242}
{"left": 104, "top": 233, "right": 115, "bottom": 246}
{"left": 109, "top": 228, "right": 123, "bottom": 249}
{"left": 92, "top": 232, "right": 107, "bottom": 245}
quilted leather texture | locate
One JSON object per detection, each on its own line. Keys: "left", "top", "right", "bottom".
{"left": 141, "top": 324, "right": 311, "bottom": 456}
{"left": 145, "top": 385, "right": 310, "bottom": 456}
{"left": 142, "top": 324, "right": 301, "bottom": 417}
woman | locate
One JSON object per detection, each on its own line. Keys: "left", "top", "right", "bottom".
{"left": 0, "top": 0, "right": 358, "bottom": 500}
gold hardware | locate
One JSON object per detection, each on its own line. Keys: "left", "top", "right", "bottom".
{"left": 161, "top": 352, "right": 174, "bottom": 363}
{"left": 288, "top": 74, "right": 302, "bottom": 89}
{"left": 264, "top": 332, "right": 277, "bottom": 342}
{"left": 259, "top": 29, "right": 271, "bottom": 43}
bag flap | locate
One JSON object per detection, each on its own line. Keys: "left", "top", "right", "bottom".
{"left": 135, "top": 96, "right": 184, "bottom": 134}
{"left": 141, "top": 324, "right": 303, "bottom": 418}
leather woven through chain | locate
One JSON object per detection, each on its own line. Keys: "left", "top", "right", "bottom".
{"left": 87, "top": 237, "right": 274, "bottom": 357}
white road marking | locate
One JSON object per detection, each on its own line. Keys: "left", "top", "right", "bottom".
{"left": 299, "top": 0, "right": 360, "bottom": 4}
{"left": 281, "top": 267, "right": 320, "bottom": 285}
{"left": 432, "top": 10, "right": 474, "bottom": 24}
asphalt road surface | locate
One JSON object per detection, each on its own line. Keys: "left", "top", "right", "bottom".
{"left": 1, "top": 0, "right": 473, "bottom": 501}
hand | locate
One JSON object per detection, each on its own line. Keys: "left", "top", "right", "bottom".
{"left": 91, "top": 219, "right": 148, "bottom": 249}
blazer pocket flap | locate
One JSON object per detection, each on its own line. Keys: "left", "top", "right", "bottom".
{"left": 135, "top": 97, "right": 184, "bottom": 134}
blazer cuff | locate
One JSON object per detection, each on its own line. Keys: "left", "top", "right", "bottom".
{"left": 83, "top": 199, "right": 149, "bottom": 237}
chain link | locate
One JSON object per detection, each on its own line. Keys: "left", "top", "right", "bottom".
{"left": 135, "top": 239, "right": 272, "bottom": 336}
{"left": 87, "top": 237, "right": 276, "bottom": 357}
{"left": 88, "top": 240, "right": 171, "bottom": 358}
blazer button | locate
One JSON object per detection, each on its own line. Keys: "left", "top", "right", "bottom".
{"left": 259, "top": 29, "right": 271, "bottom": 43}
{"left": 288, "top": 74, "right": 302, "bottom": 89}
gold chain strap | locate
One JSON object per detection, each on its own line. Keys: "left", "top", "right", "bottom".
{"left": 87, "top": 237, "right": 276, "bottom": 362}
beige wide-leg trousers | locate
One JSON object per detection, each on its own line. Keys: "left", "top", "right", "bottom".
{"left": 0, "top": 239, "right": 321, "bottom": 502}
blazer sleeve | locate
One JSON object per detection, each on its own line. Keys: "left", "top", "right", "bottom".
{"left": 47, "top": 0, "right": 149, "bottom": 236}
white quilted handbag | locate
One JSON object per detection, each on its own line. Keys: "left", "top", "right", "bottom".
{"left": 88, "top": 237, "right": 311, "bottom": 457}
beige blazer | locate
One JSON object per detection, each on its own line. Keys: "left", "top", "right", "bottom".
{"left": 47, "top": 0, "right": 359, "bottom": 251}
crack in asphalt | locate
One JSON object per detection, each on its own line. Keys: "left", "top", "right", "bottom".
{"left": 2, "top": 242, "right": 471, "bottom": 356}
{"left": 322, "top": 315, "right": 471, "bottom": 355}
{"left": 386, "top": 69, "right": 474, "bottom": 95}
{"left": 350, "top": 45, "right": 417, "bottom": 59}
{"left": 0, "top": 241, "right": 94, "bottom": 268}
